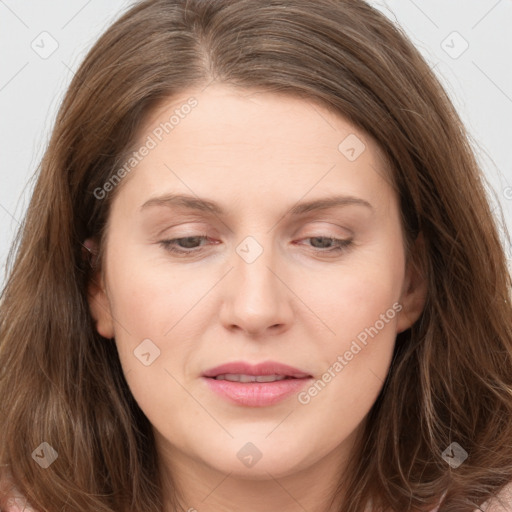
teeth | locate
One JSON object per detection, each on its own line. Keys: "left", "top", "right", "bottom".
{"left": 255, "top": 375, "right": 287, "bottom": 382}
{"left": 214, "top": 374, "right": 289, "bottom": 382}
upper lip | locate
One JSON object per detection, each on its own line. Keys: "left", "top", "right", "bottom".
{"left": 202, "top": 361, "right": 312, "bottom": 379}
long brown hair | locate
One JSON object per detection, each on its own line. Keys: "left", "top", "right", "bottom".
{"left": 1, "top": 1, "right": 511, "bottom": 511}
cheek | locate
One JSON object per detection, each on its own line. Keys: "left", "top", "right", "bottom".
{"left": 104, "top": 255, "right": 195, "bottom": 426}
{"left": 107, "top": 246, "right": 207, "bottom": 337}
{"left": 300, "top": 249, "right": 404, "bottom": 338}
{"left": 296, "top": 245, "right": 404, "bottom": 395}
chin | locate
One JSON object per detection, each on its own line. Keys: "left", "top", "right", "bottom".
{"left": 196, "top": 435, "right": 317, "bottom": 480}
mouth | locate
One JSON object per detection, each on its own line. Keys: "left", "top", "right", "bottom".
{"left": 210, "top": 374, "right": 303, "bottom": 382}
{"left": 202, "top": 361, "right": 313, "bottom": 407}
{"left": 202, "top": 360, "right": 312, "bottom": 379}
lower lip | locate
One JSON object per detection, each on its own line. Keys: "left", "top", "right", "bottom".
{"left": 202, "top": 377, "right": 312, "bottom": 407}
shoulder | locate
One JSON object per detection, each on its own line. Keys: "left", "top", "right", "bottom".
{"left": 0, "top": 470, "right": 36, "bottom": 512}
{"left": 427, "top": 481, "right": 512, "bottom": 512}
{"left": 479, "top": 480, "right": 512, "bottom": 511}
{"left": 432, "top": 481, "right": 512, "bottom": 511}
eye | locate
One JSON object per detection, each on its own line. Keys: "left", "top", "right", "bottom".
{"left": 297, "top": 236, "right": 353, "bottom": 254}
{"left": 158, "top": 234, "right": 353, "bottom": 257}
{"left": 159, "top": 235, "right": 212, "bottom": 255}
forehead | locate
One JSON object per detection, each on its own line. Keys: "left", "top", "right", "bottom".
{"left": 109, "top": 84, "right": 393, "bottom": 215}
{"left": 139, "top": 85, "right": 369, "bottom": 154}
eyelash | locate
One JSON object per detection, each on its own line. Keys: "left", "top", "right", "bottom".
{"left": 158, "top": 234, "right": 353, "bottom": 256}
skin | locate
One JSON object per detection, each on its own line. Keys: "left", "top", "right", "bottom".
{"left": 87, "top": 84, "right": 427, "bottom": 512}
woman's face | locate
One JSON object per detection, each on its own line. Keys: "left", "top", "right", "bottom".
{"left": 88, "top": 84, "right": 426, "bottom": 481}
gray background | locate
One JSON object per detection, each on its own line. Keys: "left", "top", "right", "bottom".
{"left": 1, "top": 0, "right": 511, "bottom": 290}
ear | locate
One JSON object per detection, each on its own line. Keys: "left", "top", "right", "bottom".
{"left": 83, "top": 237, "right": 115, "bottom": 339}
{"left": 396, "top": 232, "right": 428, "bottom": 334}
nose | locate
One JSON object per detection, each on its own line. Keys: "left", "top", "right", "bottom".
{"left": 218, "top": 237, "right": 294, "bottom": 337}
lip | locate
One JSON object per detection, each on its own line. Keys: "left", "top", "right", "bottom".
{"left": 202, "top": 360, "right": 313, "bottom": 407}
{"left": 202, "top": 361, "right": 311, "bottom": 379}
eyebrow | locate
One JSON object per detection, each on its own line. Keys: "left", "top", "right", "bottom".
{"left": 140, "top": 193, "right": 374, "bottom": 216}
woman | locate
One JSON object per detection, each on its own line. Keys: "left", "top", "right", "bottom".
{"left": 1, "top": 0, "right": 511, "bottom": 511}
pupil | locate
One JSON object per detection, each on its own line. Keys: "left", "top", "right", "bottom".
{"left": 312, "top": 237, "right": 331, "bottom": 248}
{"left": 180, "top": 236, "right": 201, "bottom": 248}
